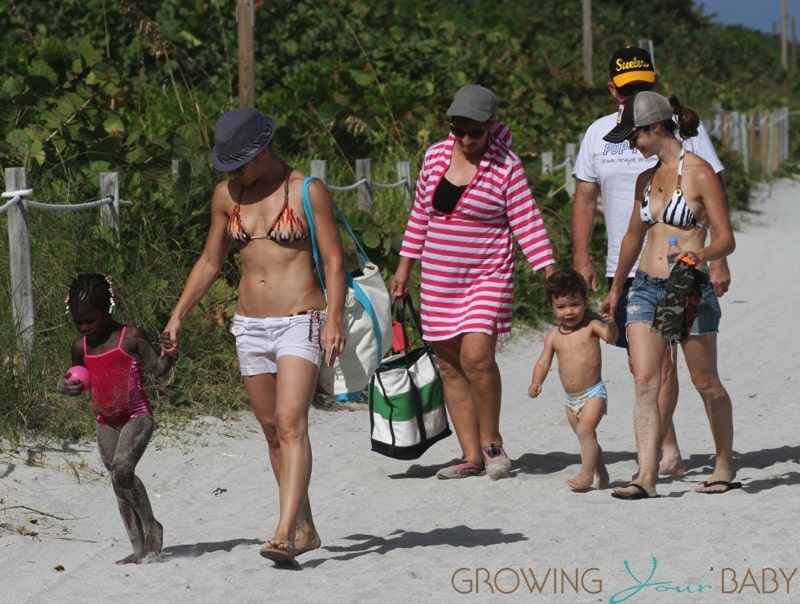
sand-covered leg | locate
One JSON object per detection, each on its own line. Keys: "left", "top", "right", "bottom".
{"left": 99, "top": 417, "right": 162, "bottom": 564}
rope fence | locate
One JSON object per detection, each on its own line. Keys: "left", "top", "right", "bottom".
{"left": 540, "top": 142, "right": 577, "bottom": 197}
{"left": 2, "top": 168, "right": 132, "bottom": 365}
{"left": 5, "top": 110, "right": 789, "bottom": 364}
{"left": 306, "top": 152, "right": 580, "bottom": 207}
{"left": 309, "top": 159, "right": 414, "bottom": 211}
{"left": 539, "top": 106, "right": 792, "bottom": 200}
{"left": 710, "top": 106, "right": 791, "bottom": 178}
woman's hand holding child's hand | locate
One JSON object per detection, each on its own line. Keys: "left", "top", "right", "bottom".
{"left": 159, "top": 331, "right": 180, "bottom": 358}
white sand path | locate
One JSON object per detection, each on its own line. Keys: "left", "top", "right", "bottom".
{"left": 2, "top": 177, "right": 799, "bottom": 603}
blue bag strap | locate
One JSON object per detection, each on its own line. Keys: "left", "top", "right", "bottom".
{"left": 302, "top": 177, "right": 325, "bottom": 292}
{"left": 303, "top": 176, "right": 384, "bottom": 366}
{"left": 331, "top": 203, "right": 370, "bottom": 260}
{"left": 303, "top": 177, "right": 372, "bottom": 269}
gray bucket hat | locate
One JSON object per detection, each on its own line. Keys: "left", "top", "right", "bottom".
{"left": 446, "top": 84, "right": 498, "bottom": 122}
{"left": 211, "top": 108, "right": 275, "bottom": 172}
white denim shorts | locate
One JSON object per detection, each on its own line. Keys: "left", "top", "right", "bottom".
{"left": 230, "top": 311, "right": 325, "bottom": 376}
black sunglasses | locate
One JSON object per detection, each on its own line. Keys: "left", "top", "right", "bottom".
{"left": 627, "top": 125, "right": 649, "bottom": 143}
{"left": 229, "top": 160, "right": 250, "bottom": 177}
{"left": 450, "top": 124, "right": 487, "bottom": 139}
{"left": 229, "top": 150, "right": 263, "bottom": 176}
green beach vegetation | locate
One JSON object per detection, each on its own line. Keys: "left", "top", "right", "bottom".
{"left": 1, "top": 0, "right": 798, "bottom": 439}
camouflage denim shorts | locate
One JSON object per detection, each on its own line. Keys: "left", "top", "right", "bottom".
{"left": 626, "top": 269, "right": 720, "bottom": 336}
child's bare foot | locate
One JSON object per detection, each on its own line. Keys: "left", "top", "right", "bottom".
{"left": 115, "top": 553, "right": 141, "bottom": 565}
{"left": 116, "top": 521, "right": 163, "bottom": 565}
{"left": 565, "top": 470, "right": 595, "bottom": 492}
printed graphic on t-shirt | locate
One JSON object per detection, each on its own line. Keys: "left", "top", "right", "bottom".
{"left": 595, "top": 141, "right": 655, "bottom": 182}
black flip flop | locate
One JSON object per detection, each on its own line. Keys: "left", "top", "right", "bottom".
{"left": 611, "top": 483, "right": 660, "bottom": 500}
{"left": 697, "top": 480, "right": 742, "bottom": 494}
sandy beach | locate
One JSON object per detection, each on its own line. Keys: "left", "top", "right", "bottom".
{"left": 2, "top": 177, "right": 799, "bottom": 604}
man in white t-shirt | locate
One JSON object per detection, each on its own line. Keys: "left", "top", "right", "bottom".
{"left": 571, "top": 46, "right": 731, "bottom": 476}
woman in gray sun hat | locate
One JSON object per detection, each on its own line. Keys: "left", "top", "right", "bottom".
{"left": 602, "top": 91, "right": 738, "bottom": 500}
{"left": 389, "top": 84, "right": 556, "bottom": 481}
{"left": 162, "top": 107, "right": 347, "bottom": 565}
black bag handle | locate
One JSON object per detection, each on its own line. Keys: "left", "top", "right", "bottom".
{"left": 394, "top": 295, "right": 426, "bottom": 353}
{"left": 369, "top": 294, "right": 451, "bottom": 459}
{"left": 393, "top": 295, "right": 439, "bottom": 378}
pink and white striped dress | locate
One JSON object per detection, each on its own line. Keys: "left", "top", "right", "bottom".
{"left": 400, "top": 124, "right": 555, "bottom": 341}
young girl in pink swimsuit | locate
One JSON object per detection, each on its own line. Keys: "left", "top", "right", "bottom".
{"left": 57, "top": 273, "right": 175, "bottom": 564}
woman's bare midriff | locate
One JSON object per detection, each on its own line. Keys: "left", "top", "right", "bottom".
{"left": 236, "top": 240, "right": 327, "bottom": 317}
{"left": 638, "top": 224, "right": 708, "bottom": 278}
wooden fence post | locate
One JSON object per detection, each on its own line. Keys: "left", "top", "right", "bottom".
{"left": 721, "top": 114, "right": 733, "bottom": 151}
{"left": 564, "top": 143, "right": 576, "bottom": 196}
{"left": 541, "top": 151, "right": 554, "bottom": 175}
{"left": 760, "top": 110, "right": 770, "bottom": 180}
{"left": 396, "top": 160, "right": 413, "bottom": 204}
{"left": 712, "top": 112, "right": 722, "bottom": 141}
{"left": 768, "top": 110, "right": 779, "bottom": 176}
{"left": 777, "top": 109, "right": 785, "bottom": 171}
{"left": 355, "top": 159, "right": 373, "bottom": 212}
{"left": 638, "top": 39, "right": 655, "bottom": 65}
{"left": 729, "top": 111, "right": 741, "bottom": 154}
{"left": 310, "top": 159, "right": 328, "bottom": 182}
{"left": 5, "top": 167, "right": 34, "bottom": 364}
{"left": 100, "top": 172, "right": 120, "bottom": 232}
{"left": 748, "top": 110, "right": 758, "bottom": 174}
{"left": 780, "top": 107, "right": 789, "bottom": 163}
{"left": 738, "top": 113, "right": 749, "bottom": 175}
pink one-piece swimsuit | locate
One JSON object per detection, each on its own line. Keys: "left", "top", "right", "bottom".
{"left": 83, "top": 326, "right": 153, "bottom": 429}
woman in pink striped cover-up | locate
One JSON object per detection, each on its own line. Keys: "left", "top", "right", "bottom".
{"left": 390, "top": 84, "right": 556, "bottom": 481}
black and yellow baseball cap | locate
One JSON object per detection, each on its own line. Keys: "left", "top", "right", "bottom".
{"left": 609, "top": 47, "right": 656, "bottom": 88}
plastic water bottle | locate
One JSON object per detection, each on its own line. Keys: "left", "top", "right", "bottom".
{"left": 667, "top": 236, "right": 681, "bottom": 271}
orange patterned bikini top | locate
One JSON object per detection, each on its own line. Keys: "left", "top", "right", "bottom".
{"left": 227, "top": 167, "right": 311, "bottom": 243}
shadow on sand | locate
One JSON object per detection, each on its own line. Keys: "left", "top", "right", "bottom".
{"left": 301, "top": 525, "right": 526, "bottom": 568}
{"left": 161, "top": 538, "right": 263, "bottom": 559}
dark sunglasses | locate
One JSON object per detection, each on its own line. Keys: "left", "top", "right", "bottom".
{"left": 230, "top": 151, "right": 261, "bottom": 176}
{"left": 450, "top": 124, "right": 487, "bottom": 139}
{"left": 230, "top": 160, "right": 253, "bottom": 177}
{"left": 627, "top": 125, "right": 649, "bottom": 144}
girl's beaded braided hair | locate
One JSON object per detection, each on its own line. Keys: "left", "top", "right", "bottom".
{"left": 65, "top": 273, "right": 116, "bottom": 315}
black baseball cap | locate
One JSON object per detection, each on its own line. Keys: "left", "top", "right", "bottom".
{"left": 609, "top": 47, "right": 656, "bottom": 88}
{"left": 603, "top": 91, "right": 673, "bottom": 143}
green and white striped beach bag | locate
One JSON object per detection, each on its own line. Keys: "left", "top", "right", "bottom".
{"left": 368, "top": 300, "right": 451, "bottom": 460}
